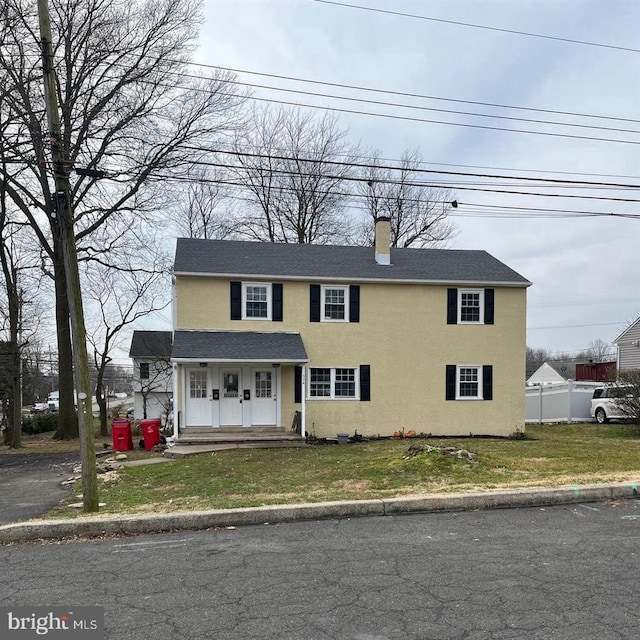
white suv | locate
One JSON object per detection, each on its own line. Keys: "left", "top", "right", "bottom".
{"left": 590, "top": 386, "right": 628, "bottom": 424}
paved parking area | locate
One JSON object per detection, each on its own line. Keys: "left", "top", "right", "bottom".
{"left": 0, "top": 452, "right": 78, "bottom": 524}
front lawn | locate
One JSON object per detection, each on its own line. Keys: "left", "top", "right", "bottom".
{"left": 45, "top": 422, "right": 640, "bottom": 517}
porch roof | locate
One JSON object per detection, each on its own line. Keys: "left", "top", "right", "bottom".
{"left": 171, "top": 330, "right": 308, "bottom": 363}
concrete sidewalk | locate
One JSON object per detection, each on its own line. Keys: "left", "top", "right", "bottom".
{"left": 1, "top": 481, "right": 638, "bottom": 543}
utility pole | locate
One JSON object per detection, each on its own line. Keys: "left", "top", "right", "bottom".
{"left": 37, "top": 0, "right": 98, "bottom": 511}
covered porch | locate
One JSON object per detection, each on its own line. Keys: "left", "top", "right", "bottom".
{"left": 171, "top": 330, "right": 308, "bottom": 442}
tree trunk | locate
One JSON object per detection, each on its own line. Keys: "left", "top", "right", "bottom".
{"left": 53, "top": 239, "right": 78, "bottom": 439}
{"left": 8, "top": 340, "right": 21, "bottom": 448}
{"left": 95, "top": 368, "right": 108, "bottom": 437}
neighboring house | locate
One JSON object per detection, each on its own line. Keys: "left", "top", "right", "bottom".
{"left": 168, "top": 218, "right": 531, "bottom": 438}
{"left": 128, "top": 330, "right": 173, "bottom": 421}
{"left": 526, "top": 361, "right": 575, "bottom": 386}
{"left": 614, "top": 318, "right": 640, "bottom": 372}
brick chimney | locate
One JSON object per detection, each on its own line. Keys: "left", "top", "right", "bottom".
{"left": 374, "top": 217, "right": 391, "bottom": 265}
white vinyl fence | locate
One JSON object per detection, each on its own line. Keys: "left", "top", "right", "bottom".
{"left": 525, "top": 381, "right": 600, "bottom": 424}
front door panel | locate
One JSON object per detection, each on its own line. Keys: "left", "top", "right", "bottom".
{"left": 252, "top": 369, "right": 277, "bottom": 425}
{"left": 220, "top": 369, "right": 242, "bottom": 426}
{"left": 186, "top": 368, "right": 211, "bottom": 426}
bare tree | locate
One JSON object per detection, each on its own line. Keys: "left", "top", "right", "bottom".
{"left": 84, "top": 242, "right": 170, "bottom": 436}
{"left": 0, "top": 204, "right": 44, "bottom": 447}
{"left": 175, "top": 167, "right": 238, "bottom": 240}
{"left": 584, "top": 339, "right": 614, "bottom": 363}
{"left": 0, "top": 0, "right": 246, "bottom": 438}
{"left": 232, "top": 106, "right": 358, "bottom": 244}
{"left": 357, "top": 148, "right": 457, "bottom": 248}
{"left": 138, "top": 357, "right": 173, "bottom": 422}
{"left": 607, "top": 370, "right": 640, "bottom": 433}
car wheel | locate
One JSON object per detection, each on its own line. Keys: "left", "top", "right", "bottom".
{"left": 595, "top": 408, "right": 608, "bottom": 424}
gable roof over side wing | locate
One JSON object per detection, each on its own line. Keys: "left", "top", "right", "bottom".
{"left": 129, "top": 331, "right": 173, "bottom": 359}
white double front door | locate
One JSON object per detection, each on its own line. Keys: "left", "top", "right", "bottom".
{"left": 185, "top": 366, "right": 277, "bottom": 428}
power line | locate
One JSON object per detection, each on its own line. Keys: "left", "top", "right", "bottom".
{"left": 191, "top": 147, "right": 640, "bottom": 191}
{"left": 528, "top": 322, "right": 623, "bottom": 330}
{"left": 144, "top": 170, "right": 640, "bottom": 219}
{"left": 193, "top": 62, "right": 640, "bottom": 126}
{"left": 311, "top": 0, "right": 640, "bottom": 55}
{"left": 227, "top": 92, "right": 640, "bottom": 147}
{"left": 173, "top": 151, "right": 640, "bottom": 205}
{"left": 531, "top": 296, "right": 638, "bottom": 308}
{"left": 102, "top": 64, "right": 640, "bottom": 147}
{"left": 161, "top": 67, "right": 640, "bottom": 137}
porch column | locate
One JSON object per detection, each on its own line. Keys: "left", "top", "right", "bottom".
{"left": 172, "top": 363, "right": 179, "bottom": 439}
{"left": 301, "top": 365, "right": 306, "bottom": 438}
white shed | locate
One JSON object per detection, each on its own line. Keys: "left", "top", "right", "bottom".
{"left": 526, "top": 362, "right": 568, "bottom": 386}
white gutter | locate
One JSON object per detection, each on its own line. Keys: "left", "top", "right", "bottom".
{"left": 173, "top": 271, "right": 532, "bottom": 288}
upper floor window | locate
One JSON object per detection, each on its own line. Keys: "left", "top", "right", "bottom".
{"left": 139, "top": 362, "right": 150, "bottom": 380}
{"left": 309, "top": 284, "right": 359, "bottom": 323}
{"left": 231, "top": 281, "right": 283, "bottom": 321}
{"left": 447, "top": 288, "right": 494, "bottom": 325}
{"left": 243, "top": 283, "right": 271, "bottom": 320}
{"left": 323, "top": 285, "right": 349, "bottom": 321}
{"left": 459, "top": 290, "right": 482, "bottom": 323}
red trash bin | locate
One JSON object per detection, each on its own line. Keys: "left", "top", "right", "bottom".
{"left": 141, "top": 418, "right": 161, "bottom": 451}
{"left": 112, "top": 419, "right": 133, "bottom": 451}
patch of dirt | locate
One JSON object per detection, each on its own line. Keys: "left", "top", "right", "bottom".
{"left": 330, "top": 479, "right": 372, "bottom": 492}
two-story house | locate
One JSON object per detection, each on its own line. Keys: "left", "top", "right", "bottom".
{"left": 614, "top": 317, "right": 640, "bottom": 373}
{"left": 167, "top": 218, "right": 530, "bottom": 439}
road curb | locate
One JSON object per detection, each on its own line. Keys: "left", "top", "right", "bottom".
{"left": 1, "top": 482, "right": 638, "bottom": 543}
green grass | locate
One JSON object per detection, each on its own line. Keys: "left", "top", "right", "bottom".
{"left": 50, "top": 423, "right": 640, "bottom": 517}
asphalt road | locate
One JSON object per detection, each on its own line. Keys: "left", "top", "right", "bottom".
{"left": 2, "top": 501, "right": 640, "bottom": 639}
{"left": 0, "top": 452, "right": 78, "bottom": 524}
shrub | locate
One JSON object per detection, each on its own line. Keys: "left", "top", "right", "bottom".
{"left": 22, "top": 413, "right": 58, "bottom": 434}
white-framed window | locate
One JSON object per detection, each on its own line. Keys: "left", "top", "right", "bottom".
{"left": 458, "top": 289, "right": 484, "bottom": 324}
{"left": 322, "top": 285, "right": 349, "bottom": 322}
{"left": 308, "top": 367, "right": 358, "bottom": 399}
{"left": 139, "top": 362, "right": 150, "bottom": 380}
{"left": 189, "top": 370, "right": 208, "bottom": 399}
{"left": 456, "top": 365, "right": 482, "bottom": 400}
{"left": 243, "top": 283, "right": 272, "bottom": 320}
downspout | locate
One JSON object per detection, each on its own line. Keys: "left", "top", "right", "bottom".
{"left": 301, "top": 366, "right": 306, "bottom": 438}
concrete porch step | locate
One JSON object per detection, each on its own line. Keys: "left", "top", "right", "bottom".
{"left": 164, "top": 438, "right": 307, "bottom": 459}
{"left": 164, "top": 427, "right": 306, "bottom": 457}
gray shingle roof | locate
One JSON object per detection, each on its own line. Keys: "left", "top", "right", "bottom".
{"left": 174, "top": 238, "right": 530, "bottom": 286}
{"left": 172, "top": 331, "right": 308, "bottom": 362}
{"left": 129, "top": 331, "right": 172, "bottom": 358}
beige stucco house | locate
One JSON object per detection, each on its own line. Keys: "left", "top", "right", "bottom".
{"left": 169, "top": 219, "right": 530, "bottom": 439}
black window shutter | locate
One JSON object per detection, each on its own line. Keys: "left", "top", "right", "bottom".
{"left": 445, "top": 365, "right": 456, "bottom": 400}
{"left": 447, "top": 288, "right": 457, "bottom": 324}
{"left": 484, "top": 288, "right": 495, "bottom": 325}
{"left": 294, "top": 366, "right": 302, "bottom": 403}
{"left": 360, "top": 365, "right": 371, "bottom": 401}
{"left": 272, "top": 283, "right": 283, "bottom": 321}
{"left": 349, "top": 285, "right": 360, "bottom": 323}
{"left": 310, "top": 284, "right": 321, "bottom": 322}
{"left": 230, "top": 281, "right": 242, "bottom": 320}
{"left": 483, "top": 365, "right": 493, "bottom": 400}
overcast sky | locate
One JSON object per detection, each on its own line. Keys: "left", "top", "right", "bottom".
{"left": 147, "top": 0, "right": 640, "bottom": 360}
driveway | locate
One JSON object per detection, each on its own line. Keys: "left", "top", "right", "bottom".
{"left": 0, "top": 452, "right": 79, "bottom": 524}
